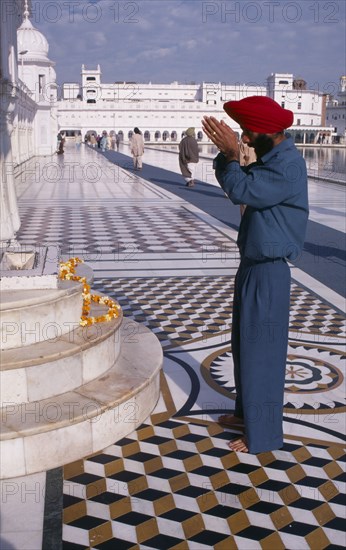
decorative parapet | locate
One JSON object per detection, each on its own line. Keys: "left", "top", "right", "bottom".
{"left": 0, "top": 245, "right": 59, "bottom": 290}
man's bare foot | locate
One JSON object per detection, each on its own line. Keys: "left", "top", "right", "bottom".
{"left": 228, "top": 437, "right": 249, "bottom": 453}
{"left": 218, "top": 414, "right": 244, "bottom": 429}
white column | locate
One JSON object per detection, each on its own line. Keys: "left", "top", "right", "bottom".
{"left": 0, "top": 83, "right": 21, "bottom": 243}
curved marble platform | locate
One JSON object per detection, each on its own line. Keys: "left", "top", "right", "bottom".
{"left": 0, "top": 264, "right": 93, "bottom": 351}
{"left": 0, "top": 282, "right": 82, "bottom": 350}
{"left": 0, "top": 318, "right": 162, "bottom": 479}
{"left": 0, "top": 312, "right": 123, "bottom": 404}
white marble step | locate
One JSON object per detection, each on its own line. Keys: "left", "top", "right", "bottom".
{"left": 0, "top": 318, "right": 163, "bottom": 479}
{"left": 0, "top": 280, "right": 82, "bottom": 351}
{"left": 0, "top": 264, "right": 93, "bottom": 351}
{"left": 0, "top": 305, "right": 123, "bottom": 404}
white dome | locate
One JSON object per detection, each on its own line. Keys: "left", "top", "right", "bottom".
{"left": 49, "top": 66, "right": 57, "bottom": 82}
{"left": 17, "top": 16, "right": 50, "bottom": 62}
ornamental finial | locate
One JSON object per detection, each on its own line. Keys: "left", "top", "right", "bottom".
{"left": 23, "top": 0, "right": 29, "bottom": 20}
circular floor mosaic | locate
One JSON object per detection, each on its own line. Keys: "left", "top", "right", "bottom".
{"left": 201, "top": 344, "right": 345, "bottom": 415}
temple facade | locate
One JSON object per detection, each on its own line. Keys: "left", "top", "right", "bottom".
{"left": 326, "top": 76, "right": 346, "bottom": 143}
{"left": 58, "top": 68, "right": 333, "bottom": 144}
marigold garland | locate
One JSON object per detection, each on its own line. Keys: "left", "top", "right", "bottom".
{"left": 59, "top": 257, "right": 121, "bottom": 327}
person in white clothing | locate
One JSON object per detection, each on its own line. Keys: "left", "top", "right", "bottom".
{"left": 130, "top": 127, "right": 144, "bottom": 170}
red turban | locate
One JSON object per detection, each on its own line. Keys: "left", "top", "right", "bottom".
{"left": 223, "top": 96, "right": 294, "bottom": 134}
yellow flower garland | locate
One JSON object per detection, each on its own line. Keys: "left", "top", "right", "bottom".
{"left": 59, "top": 257, "right": 121, "bottom": 327}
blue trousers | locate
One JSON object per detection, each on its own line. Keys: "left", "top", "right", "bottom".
{"left": 232, "top": 258, "right": 291, "bottom": 453}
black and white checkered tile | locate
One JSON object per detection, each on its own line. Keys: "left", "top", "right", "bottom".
{"left": 17, "top": 203, "right": 231, "bottom": 254}
{"left": 93, "top": 277, "right": 346, "bottom": 346}
{"left": 63, "top": 419, "right": 345, "bottom": 549}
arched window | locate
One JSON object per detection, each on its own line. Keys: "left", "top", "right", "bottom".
{"left": 171, "top": 131, "right": 177, "bottom": 141}
{"left": 155, "top": 131, "right": 161, "bottom": 141}
{"left": 197, "top": 131, "right": 203, "bottom": 141}
{"left": 162, "top": 131, "right": 169, "bottom": 141}
{"left": 118, "top": 131, "right": 124, "bottom": 141}
{"left": 144, "top": 131, "right": 150, "bottom": 141}
{"left": 128, "top": 131, "right": 133, "bottom": 139}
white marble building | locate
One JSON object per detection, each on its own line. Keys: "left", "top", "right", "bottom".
{"left": 58, "top": 67, "right": 332, "bottom": 144}
{"left": 0, "top": 0, "right": 57, "bottom": 243}
{"left": 17, "top": 1, "right": 58, "bottom": 158}
{"left": 326, "top": 76, "right": 346, "bottom": 143}
{"left": 59, "top": 65, "right": 265, "bottom": 142}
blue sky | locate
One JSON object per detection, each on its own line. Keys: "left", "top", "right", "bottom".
{"left": 30, "top": 0, "right": 345, "bottom": 94}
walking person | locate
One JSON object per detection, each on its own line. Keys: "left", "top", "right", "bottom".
{"left": 100, "top": 131, "right": 107, "bottom": 152}
{"left": 106, "top": 133, "right": 112, "bottom": 151}
{"left": 239, "top": 138, "right": 257, "bottom": 216}
{"left": 75, "top": 132, "right": 82, "bottom": 148}
{"left": 130, "top": 127, "right": 144, "bottom": 170}
{"left": 179, "top": 127, "right": 199, "bottom": 187}
{"left": 239, "top": 140, "right": 257, "bottom": 166}
{"left": 115, "top": 133, "right": 120, "bottom": 151}
{"left": 90, "top": 134, "right": 97, "bottom": 148}
{"left": 57, "top": 132, "right": 65, "bottom": 155}
{"left": 202, "top": 96, "right": 309, "bottom": 454}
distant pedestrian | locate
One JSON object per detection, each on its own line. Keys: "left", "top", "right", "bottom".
{"left": 90, "top": 134, "right": 97, "bottom": 148}
{"left": 179, "top": 127, "right": 199, "bottom": 187}
{"left": 115, "top": 133, "right": 120, "bottom": 151}
{"left": 130, "top": 127, "right": 144, "bottom": 170}
{"left": 239, "top": 140, "right": 257, "bottom": 166}
{"left": 239, "top": 139, "right": 257, "bottom": 215}
{"left": 100, "top": 131, "right": 107, "bottom": 152}
{"left": 57, "top": 132, "right": 65, "bottom": 155}
{"left": 75, "top": 132, "right": 82, "bottom": 147}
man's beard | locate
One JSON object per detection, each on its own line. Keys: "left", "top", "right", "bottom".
{"left": 252, "top": 134, "right": 275, "bottom": 158}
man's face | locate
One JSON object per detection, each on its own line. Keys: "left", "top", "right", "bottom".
{"left": 241, "top": 128, "right": 258, "bottom": 147}
{"left": 241, "top": 127, "right": 275, "bottom": 158}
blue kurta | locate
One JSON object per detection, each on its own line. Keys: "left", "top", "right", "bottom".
{"left": 214, "top": 136, "right": 309, "bottom": 453}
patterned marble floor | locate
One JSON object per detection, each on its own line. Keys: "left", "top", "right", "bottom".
{"left": 10, "top": 144, "right": 346, "bottom": 549}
